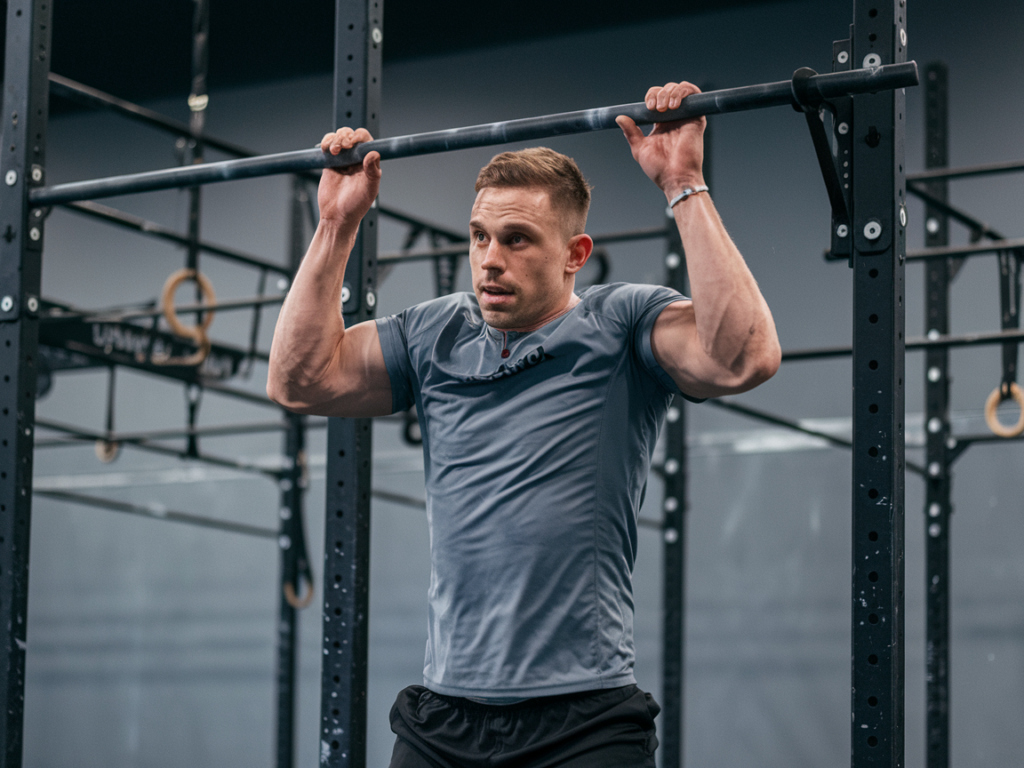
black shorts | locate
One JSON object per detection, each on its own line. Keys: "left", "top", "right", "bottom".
{"left": 388, "top": 683, "right": 660, "bottom": 768}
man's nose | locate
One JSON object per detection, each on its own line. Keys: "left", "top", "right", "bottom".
{"left": 479, "top": 241, "right": 505, "bottom": 271}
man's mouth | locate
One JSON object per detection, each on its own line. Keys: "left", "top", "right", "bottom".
{"left": 480, "top": 285, "right": 514, "bottom": 297}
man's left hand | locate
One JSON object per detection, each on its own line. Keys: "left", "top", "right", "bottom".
{"left": 616, "top": 81, "right": 706, "bottom": 201}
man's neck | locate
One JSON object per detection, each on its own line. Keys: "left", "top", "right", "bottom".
{"left": 492, "top": 293, "right": 581, "bottom": 334}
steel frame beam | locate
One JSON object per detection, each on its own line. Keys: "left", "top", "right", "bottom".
{"left": 29, "top": 63, "right": 919, "bottom": 207}
{"left": 276, "top": 412, "right": 309, "bottom": 768}
{"left": 0, "top": 1, "right": 52, "bottom": 764}
{"left": 848, "top": 3, "right": 907, "bottom": 765}
{"left": 318, "top": 2, "right": 382, "bottom": 765}
{"left": 907, "top": 158, "right": 1024, "bottom": 182}
{"left": 921, "top": 61, "right": 951, "bottom": 768}
{"left": 660, "top": 206, "right": 688, "bottom": 768}
{"left": 781, "top": 328, "right": 1024, "bottom": 362}
{"left": 34, "top": 488, "right": 278, "bottom": 538}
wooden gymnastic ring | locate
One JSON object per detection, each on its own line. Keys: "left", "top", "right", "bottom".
{"left": 154, "top": 268, "right": 216, "bottom": 366}
{"left": 284, "top": 579, "right": 315, "bottom": 609}
{"left": 161, "top": 268, "right": 216, "bottom": 337}
{"left": 984, "top": 382, "right": 1024, "bottom": 438}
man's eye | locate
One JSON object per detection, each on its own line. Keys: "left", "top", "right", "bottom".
{"left": 474, "top": 232, "right": 486, "bottom": 242}
{"left": 510, "top": 234, "right": 524, "bottom": 245}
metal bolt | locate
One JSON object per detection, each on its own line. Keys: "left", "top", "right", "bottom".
{"left": 26, "top": 297, "right": 37, "bottom": 312}
{"left": 280, "top": 507, "right": 292, "bottom": 520}
{"left": 664, "top": 528, "right": 679, "bottom": 544}
{"left": 277, "top": 277, "right": 290, "bottom": 291}
{"left": 927, "top": 417, "right": 942, "bottom": 434}
{"left": 863, "top": 53, "right": 882, "bottom": 69}
{"left": 29, "top": 227, "right": 39, "bottom": 241}
{"left": 188, "top": 93, "right": 209, "bottom": 112}
{"left": 30, "top": 167, "right": 42, "bottom": 182}
{"left": 341, "top": 285, "right": 351, "bottom": 304}
{"left": 665, "top": 252, "right": 681, "bottom": 269}
{"left": 836, "top": 224, "right": 849, "bottom": 238}
{"left": 927, "top": 328, "right": 941, "bottom": 341}
{"left": 279, "top": 535, "right": 292, "bottom": 550}
{"left": 928, "top": 462, "right": 941, "bottom": 477}
{"left": 927, "top": 366, "right": 942, "bottom": 382}
{"left": 899, "top": 28, "right": 907, "bottom": 47}
{"left": 863, "top": 220, "right": 882, "bottom": 241}
{"left": 899, "top": 205, "right": 907, "bottom": 228}
{"left": 926, "top": 217, "right": 940, "bottom": 234}
{"left": 928, "top": 523, "right": 941, "bottom": 538}
{"left": 0, "top": 296, "right": 12, "bottom": 312}
{"left": 837, "top": 122, "right": 849, "bottom": 135}
{"left": 664, "top": 458, "right": 679, "bottom": 475}
{"left": 366, "top": 290, "right": 376, "bottom": 308}
{"left": 946, "top": 437, "right": 957, "bottom": 450}
{"left": 371, "top": 27, "right": 383, "bottom": 44}
{"left": 666, "top": 407, "right": 680, "bottom": 424}
{"left": 837, "top": 51, "right": 849, "bottom": 65}
{"left": 664, "top": 496, "right": 679, "bottom": 512}
{"left": 4, "top": 170, "right": 16, "bottom": 186}
{"left": 280, "top": 478, "right": 293, "bottom": 492}
{"left": 928, "top": 503, "right": 941, "bottom": 518}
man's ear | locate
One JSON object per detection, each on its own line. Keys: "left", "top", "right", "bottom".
{"left": 565, "top": 234, "right": 593, "bottom": 275}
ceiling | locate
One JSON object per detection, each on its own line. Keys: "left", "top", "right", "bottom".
{"left": 49, "top": 0, "right": 789, "bottom": 108}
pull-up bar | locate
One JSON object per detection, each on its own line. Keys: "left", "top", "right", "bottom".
{"left": 31, "top": 62, "right": 918, "bottom": 207}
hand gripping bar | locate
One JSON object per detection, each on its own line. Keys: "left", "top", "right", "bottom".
{"left": 31, "top": 62, "right": 919, "bottom": 206}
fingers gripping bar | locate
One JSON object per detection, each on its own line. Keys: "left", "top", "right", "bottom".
{"left": 30, "top": 62, "right": 919, "bottom": 206}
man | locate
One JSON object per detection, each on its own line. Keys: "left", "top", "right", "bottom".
{"left": 268, "top": 81, "right": 781, "bottom": 768}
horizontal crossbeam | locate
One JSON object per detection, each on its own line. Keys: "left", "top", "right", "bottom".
{"left": 36, "top": 488, "right": 279, "bottom": 538}
{"left": 782, "top": 328, "right": 1024, "bottom": 361}
{"left": 907, "top": 236, "right": 1024, "bottom": 261}
{"left": 31, "top": 63, "right": 919, "bottom": 206}
{"left": 907, "top": 158, "right": 1024, "bottom": 182}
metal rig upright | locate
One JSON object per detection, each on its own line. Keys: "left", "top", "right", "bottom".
{"left": 319, "top": 1, "right": 383, "bottom": 766}
{"left": 921, "top": 62, "right": 951, "bottom": 768}
{"left": 848, "top": 2, "right": 907, "bottom": 766}
{"left": 660, "top": 210, "right": 689, "bottom": 768}
{"left": 0, "top": 1, "right": 51, "bottom": 765}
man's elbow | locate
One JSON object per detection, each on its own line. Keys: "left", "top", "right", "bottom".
{"left": 266, "top": 373, "right": 320, "bottom": 414}
{"left": 738, "top": 337, "right": 782, "bottom": 391}
{"left": 755, "top": 337, "right": 782, "bottom": 383}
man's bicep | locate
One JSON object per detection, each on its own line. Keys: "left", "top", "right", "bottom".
{"left": 650, "top": 299, "right": 735, "bottom": 400}
{"left": 295, "top": 320, "right": 395, "bottom": 418}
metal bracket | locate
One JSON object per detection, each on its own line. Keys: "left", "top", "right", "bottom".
{"left": 791, "top": 59, "right": 853, "bottom": 266}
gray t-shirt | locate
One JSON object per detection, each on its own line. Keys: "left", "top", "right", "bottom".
{"left": 375, "top": 282, "right": 692, "bottom": 698}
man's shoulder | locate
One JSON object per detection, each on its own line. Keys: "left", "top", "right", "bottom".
{"left": 577, "top": 282, "right": 684, "bottom": 321}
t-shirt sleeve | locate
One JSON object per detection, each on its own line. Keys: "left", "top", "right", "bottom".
{"left": 375, "top": 312, "right": 416, "bottom": 413}
{"left": 631, "top": 285, "right": 707, "bottom": 404}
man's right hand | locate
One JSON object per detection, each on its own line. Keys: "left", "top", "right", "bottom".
{"left": 266, "top": 127, "right": 392, "bottom": 419}
{"left": 319, "top": 127, "right": 382, "bottom": 226}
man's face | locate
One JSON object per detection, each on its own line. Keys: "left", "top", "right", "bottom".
{"left": 469, "top": 186, "right": 587, "bottom": 332}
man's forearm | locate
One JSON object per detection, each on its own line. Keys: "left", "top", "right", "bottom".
{"left": 672, "top": 192, "right": 779, "bottom": 379}
{"left": 268, "top": 219, "right": 358, "bottom": 401}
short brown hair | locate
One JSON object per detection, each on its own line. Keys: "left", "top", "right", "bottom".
{"left": 475, "top": 147, "right": 593, "bottom": 237}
